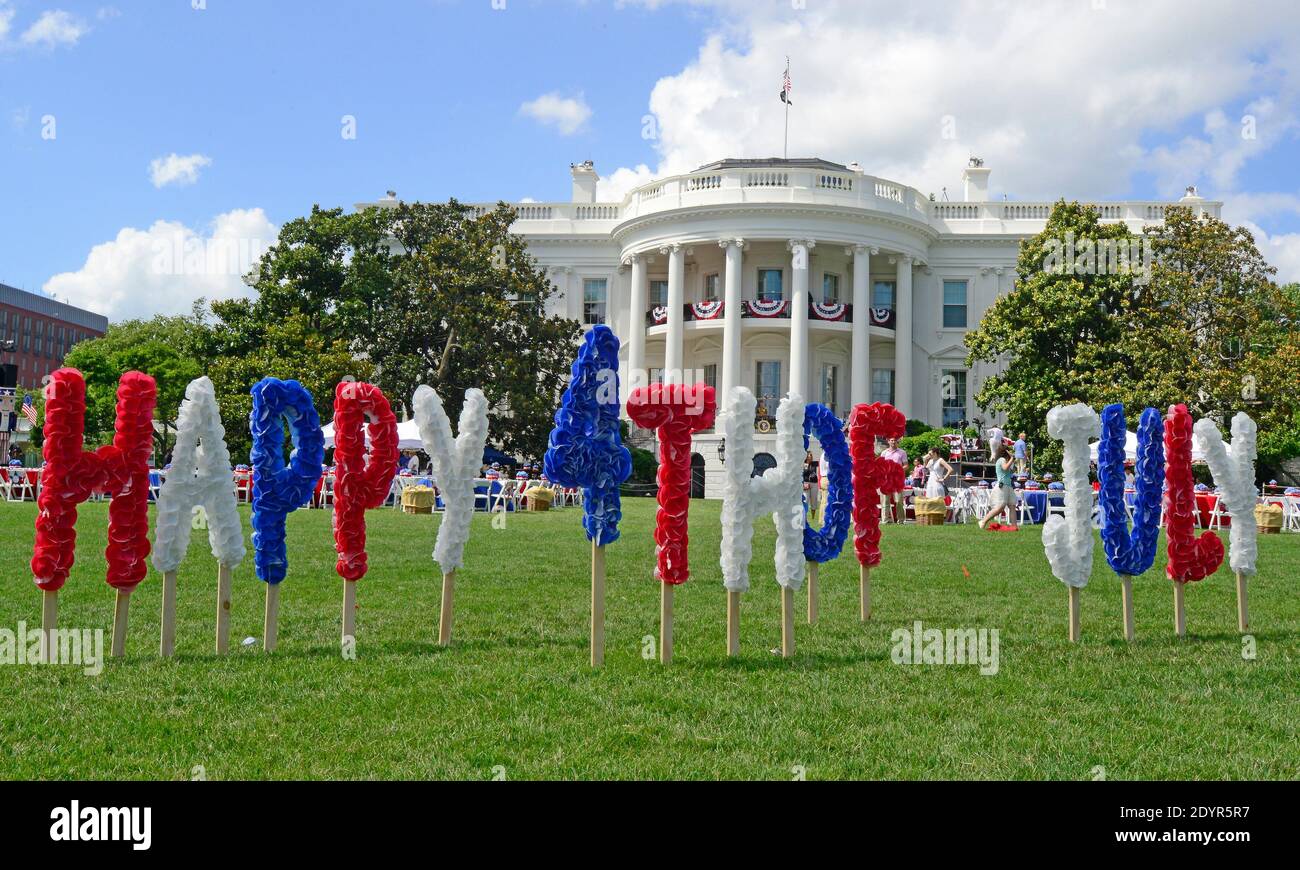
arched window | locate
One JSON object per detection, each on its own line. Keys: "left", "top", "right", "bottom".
{"left": 752, "top": 452, "right": 777, "bottom": 477}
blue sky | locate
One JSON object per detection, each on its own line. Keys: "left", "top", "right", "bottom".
{"left": 3, "top": 0, "right": 1299, "bottom": 319}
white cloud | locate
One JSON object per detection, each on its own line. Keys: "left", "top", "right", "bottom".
{"left": 607, "top": 0, "right": 1300, "bottom": 203}
{"left": 149, "top": 152, "right": 212, "bottom": 188}
{"left": 21, "top": 10, "right": 87, "bottom": 47}
{"left": 519, "top": 92, "right": 592, "bottom": 135}
{"left": 43, "top": 208, "right": 279, "bottom": 321}
{"left": 0, "top": 5, "right": 14, "bottom": 41}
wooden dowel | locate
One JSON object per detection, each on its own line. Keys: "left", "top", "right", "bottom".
{"left": 660, "top": 582, "right": 673, "bottom": 665}
{"left": 438, "top": 569, "right": 456, "bottom": 647}
{"left": 160, "top": 570, "right": 178, "bottom": 657}
{"left": 806, "top": 561, "right": 819, "bottom": 625}
{"left": 111, "top": 589, "right": 131, "bottom": 657}
{"left": 1235, "top": 571, "right": 1248, "bottom": 633}
{"left": 1067, "top": 585, "right": 1081, "bottom": 643}
{"left": 590, "top": 542, "right": 605, "bottom": 668}
{"left": 41, "top": 588, "right": 57, "bottom": 664}
{"left": 342, "top": 578, "right": 356, "bottom": 645}
{"left": 1173, "top": 581, "right": 1186, "bottom": 637}
{"left": 781, "top": 586, "right": 794, "bottom": 657}
{"left": 860, "top": 564, "right": 871, "bottom": 621}
{"left": 215, "top": 563, "right": 232, "bottom": 654}
{"left": 264, "top": 582, "right": 280, "bottom": 652}
{"left": 726, "top": 589, "right": 740, "bottom": 657}
{"left": 1121, "top": 575, "right": 1135, "bottom": 642}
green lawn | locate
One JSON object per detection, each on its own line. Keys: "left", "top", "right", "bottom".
{"left": 0, "top": 497, "right": 1296, "bottom": 780}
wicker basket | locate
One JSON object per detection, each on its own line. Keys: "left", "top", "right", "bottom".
{"left": 914, "top": 496, "right": 947, "bottom": 526}
{"left": 524, "top": 487, "right": 553, "bottom": 511}
{"left": 1255, "top": 503, "right": 1283, "bottom": 534}
{"left": 401, "top": 485, "right": 436, "bottom": 515}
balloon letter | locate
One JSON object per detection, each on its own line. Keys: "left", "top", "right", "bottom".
{"left": 719, "top": 388, "right": 805, "bottom": 592}
{"left": 1164, "top": 404, "right": 1224, "bottom": 582}
{"left": 543, "top": 325, "right": 633, "bottom": 545}
{"left": 32, "top": 368, "right": 157, "bottom": 591}
{"left": 249, "top": 377, "right": 325, "bottom": 585}
{"left": 1097, "top": 404, "right": 1163, "bottom": 576}
{"left": 331, "top": 381, "right": 399, "bottom": 580}
{"left": 153, "top": 376, "right": 246, "bottom": 574}
{"left": 413, "top": 386, "right": 489, "bottom": 574}
{"left": 1042, "top": 403, "right": 1099, "bottom": 589}
{"left": 802, "top": 402, "right": 853, "bottom": 564}
{"left": 847, "top": 402, "right": 907, "bottom": 567}
{"left": 1194, "top": 413, "right": 1257, "bottom": 577}
{"left": 626, "top": 382, "right": 716, "bottom": 585}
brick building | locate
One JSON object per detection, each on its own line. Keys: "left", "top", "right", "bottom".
{"left": 0, "top": 282, "right": 109, "bottom": 390}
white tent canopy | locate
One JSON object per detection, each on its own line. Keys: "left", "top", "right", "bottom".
{"left": 1088, "top": 430, "right": 1207, "bottom": 464}
{"left": 321, "top": 417, "right": 425, "bottom": 450}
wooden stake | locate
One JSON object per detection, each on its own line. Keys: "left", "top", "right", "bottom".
{"left": 1173, "top": 581, "right": 1186, "bottom": 637}
{"left": 806, "top": 561, "right": 819, "bottom": 624}
{"left": 726, "top": 589, "right": 740, "bottom": 657}
{"left": 1120, "top": 575, "right": 1135, "bottom": 642}
{"left": 111, "top": 589, "right": 131, "bottom": 657}
{"left": 215, "top": 563, "right": 232, "bottom": 654}
{"left": 659, "top": 582, "right": 673, "bottom": 665}
{"left": 160, "top": 570, "right": 178, "bottom": 657}
{"left": 1235, "top": 571, "right": 1248, "bottom": 633}
{"left": 859, "top": 564, "right": 871, "bottom": 621}
{"left": 1067, "top": 585, "right": 1081, "bottom": 643}
{"left": 342, "top": 578, "right": 356, "bottom": 646}
{"left": 438, "top": 569, "right": 456, "bottom": 647}
{"left": 41, "top": 588, "right": 57, "bottom": 664}
{"left": 781, "top": 586, "right": 795, "bottom": 657}
{"left": 590, "top": 542, "right": 605, "bottom": 668}
{"left": 264, "top": 582, "right": 280, "bottom": 652}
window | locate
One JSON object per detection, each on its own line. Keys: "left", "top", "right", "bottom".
{"left": 820, "top": 363, "right": 838, "bottom": 413}
{"left": 872, "top": 280, "right": 895, "bottom": 310}
{"left": 941, "top": 369, "right": 967, "bottom": 427}
{"left": 757, "top": 268, "right": 784, "bottom": 302}
{"left": 703, "top": 364, "right": 717, "bottom": 391}
{"left": 649, "top": 367, "right": 663, "bottom": 385}
{"left": 822, "top": 273, "right": 840, "bottom": 304}
{"left": 871, "top": 368, "right": 895, "bottom": 406}
{"left": 703, "top": 273, "right": 720, "bottom": 302}
{"left": 942, "top": 280, "right": 968, "bottom": 328}
{"left": 756, "top": 360, "right": 781, "bottom": 415}
{"left": 649, "top": 280, "right": 668, "bottom": 307}
{"left": 583, "top": 278, "right": 607, "bottom": 325}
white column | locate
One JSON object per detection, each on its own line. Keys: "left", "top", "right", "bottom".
{"left": 788, "top": 239, "right": 813, "bottom": 400}
{"left": 662, "top": 243, "right": 684, "bottom": 385}
{"left": 894, "top": 255, "right": 913, "bottom": 418}
{"left": 720, "top": 238, "right": 744, "bottom": 404}
{"left": 849, "top": 244, "right": 873, "bottom": 406}
{"left": 626, "top": 254, "right": 647, "bottom": 400}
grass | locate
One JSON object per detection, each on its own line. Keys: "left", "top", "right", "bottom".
{"left": 0, "top": 496, "right": 1296, "bottom": 780}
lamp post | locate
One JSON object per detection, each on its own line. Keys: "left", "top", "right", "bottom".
{"left": 716, "top": 439, "right": 726, "bottom": 466}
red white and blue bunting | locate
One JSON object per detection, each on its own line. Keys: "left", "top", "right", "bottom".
{"left": 811, "top": 301, "right": 847, "bottom": 321}
{"left": 691, "top": 300, "right": 724, "bottom": 320}
{"left": 746, "top": 298, "right": 789, "bottom": 318}
{"left": 651, "top": 305, "right": 669, "bottom": 325}
{"left": 870, "top": 307, "right": 893, "bottom": 325}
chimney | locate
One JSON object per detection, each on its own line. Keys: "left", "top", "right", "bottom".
{"left": 962, "top": 157, "right": 990, "bottom": 203}
{"left": 571, "top": 160, "right": 598, "bottom": 203}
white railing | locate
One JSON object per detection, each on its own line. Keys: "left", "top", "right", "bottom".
{"left": 816, "top": 173, "right": 854, "bottom": 191}
{"left": 686, "top": 174, "right": 722, "bottom": 191}
{"left": 744, "top": 170, "right": 789, "bottom": 188}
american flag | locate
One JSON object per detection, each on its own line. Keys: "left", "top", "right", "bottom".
{"left": 780, "top": 65, "right": 792, "bottom": 105}
{"left": 21, "top": 394, "right": 37, "bottom": 424}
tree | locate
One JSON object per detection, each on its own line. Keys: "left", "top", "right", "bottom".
{"left": 966, "top": 202, "right": 1300, "bottom": 471}
{"left": 61, "top": 315, "right": 206, "bottom": 455}
{"left": 240, "top": 201, "right": 582, "bottom": 459}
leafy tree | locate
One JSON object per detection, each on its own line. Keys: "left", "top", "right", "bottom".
{"left": 966, "top": 202, "right": 1300, "bottom": 472}
{"left": 61, "top": 315, "right": 205, "bottom": 454}
{"left": 239, "top": 200, "right": 582, "bottom": 459}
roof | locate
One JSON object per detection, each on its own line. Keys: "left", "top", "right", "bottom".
{"left": 0, "top": 283, "right": 109, "bottom": 332}
{"left": 691, "top": 157, "right": 852, "bottom": 173}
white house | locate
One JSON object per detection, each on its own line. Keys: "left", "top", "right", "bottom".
{"left": 363, "top": 157, "right": 1218, "bottom": 496}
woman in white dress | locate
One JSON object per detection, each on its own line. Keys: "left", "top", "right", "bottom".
{"left": 924, "top": 447, "right": 953, "bottom": 498}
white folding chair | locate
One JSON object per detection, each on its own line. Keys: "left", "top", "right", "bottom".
{"left": 0, "top": 469, "right": 11, "bottom": 501}
{"left": 1285, "top": 496, "right": 1300, "bottom": 533}
{"left": 234, "top": 471, "right": 252, "bottom": 504}
{"left": 1206, "top": 493, "right": 1227, "bottom": 530}
{"left": 1046, "top": 492, "right": 1067, "bottom": 521}
{"left": 473, "top": 479, "right": 492, "bottom": 512}
{"left": 9, "top": 468, "right": 35, "bottom": 502}
{"left": 1016, "top": 491, "right": 1035, "bottom": 526}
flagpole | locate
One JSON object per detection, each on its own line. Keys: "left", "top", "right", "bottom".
{"left": 783, "top": 57, "right": 790, "bottom": 159}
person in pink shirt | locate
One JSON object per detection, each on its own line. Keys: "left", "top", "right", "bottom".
{"left": 880, "top": 437, "right": 908, "bottom": 523}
